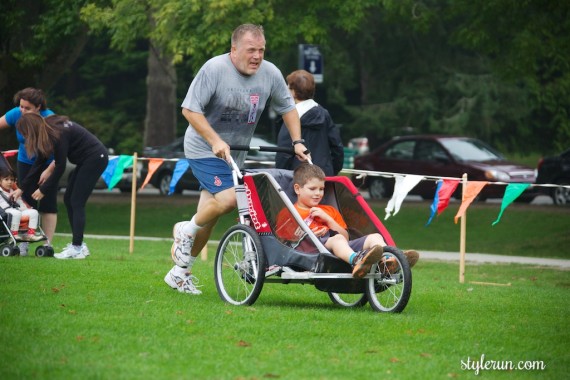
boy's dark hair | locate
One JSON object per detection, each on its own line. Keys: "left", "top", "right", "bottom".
{"left": 0, "top": 165, "right": 16, "bottom": 180}
{"left": 293, "top": 163, "right": 325, "bottom": 187}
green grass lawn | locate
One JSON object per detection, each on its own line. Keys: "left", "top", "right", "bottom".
{"left": 0, "top": 238, "right": 568, "bottom": 379}
{"left": 2, "top": 193, "right": 568, "bottom": 379}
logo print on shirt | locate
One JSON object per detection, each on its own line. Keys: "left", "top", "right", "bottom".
{"left": 214, "top": 176, "right": 222, "bottom": 187}
{"left": 247, "top": 95, "right": 259, "bottom": 124}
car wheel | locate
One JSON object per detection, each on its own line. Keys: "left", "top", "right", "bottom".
{"left": 369, "top": 178, "right": 391, "bottom": 199}
{"left": 552, "top": 179, "right": 570, "bottom": 205}
{"left": 158, "top": 172, "right": 173, "bottom": 195}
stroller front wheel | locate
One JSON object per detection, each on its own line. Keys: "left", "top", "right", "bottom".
{"left": 35, "top": 245, "right": 54, "bottom": 258}
{"left": 214, "top": 225, "right": 267, "bottom": 306}
{"left": 365, "top": 246, "right": 412, "bottom": 313}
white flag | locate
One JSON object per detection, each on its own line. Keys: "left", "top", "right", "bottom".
{"left": 385, "top": 175, "right": 424, "bottom": 219}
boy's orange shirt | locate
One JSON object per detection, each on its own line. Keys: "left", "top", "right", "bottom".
{"left": 275, "top": 204, "right": 347, "bottom": 242}
{"left": 293, "top": 204, "right": 347, "bottom": 233}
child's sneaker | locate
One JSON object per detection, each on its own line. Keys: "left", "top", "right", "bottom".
{"left": 352, "top": 245, "right": 383, "bottom": 278}
{"left": 381, "top": 250, "right": 420, "bottom": 274}
{"left": 54, "top": 244, "right": 87, "bottom": 259}
{"left": 164, "top": 266, "right": 202, "bottom": 295}
{"left": 171, "top": 222, "right": 193, "bottom": 267}
{"left": 22, "top": 233, "right": 43, "bottom": 242}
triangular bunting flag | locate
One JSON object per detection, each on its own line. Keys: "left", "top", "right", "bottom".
{"left": 454, "top": 181, "right": 488, "bottom": 223}
{"left": 169, "top": 159, "right": 190, "bottom": 195}
{"left": 107, "top": 155, "right": 134, "bottom": 190}
{"left": 385, "top": 174, "right": 424, "bottom": 220}
{"left": 102, "top": 157, "right": 119, "bottom": 188}
{"left": 141, "top": 158, "right": 164, "bottom": 189}
{"left": 426, "top": 179, "right": 460, "bottom": 226}
{"left": 492, "top": 183, "right": 531, "bottom": 225}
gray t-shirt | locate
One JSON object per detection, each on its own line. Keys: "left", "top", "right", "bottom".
{"left": 181, "top": 53, "right": 295, "bottom": 166}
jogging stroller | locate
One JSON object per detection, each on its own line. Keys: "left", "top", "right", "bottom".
{"left": 0, "top": 152, "right": 52, "bottom": 257}
{"left": 213, "top": 149, "right": 412, "bottom": 313}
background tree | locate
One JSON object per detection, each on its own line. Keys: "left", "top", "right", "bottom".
{"left": 0, "top": 0, "right": 90, "bottom": 151}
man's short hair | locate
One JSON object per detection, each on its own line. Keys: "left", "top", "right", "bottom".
{"left": 231, "top": 24, "right": 265, "bottom": 46}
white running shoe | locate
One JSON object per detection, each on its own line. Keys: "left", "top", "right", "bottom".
{"left": 54, "top": 244, "right": 87, "bottom": 259}
{"left": 171, "top": 222, "right": 193, "bottom": 267}
{"left": 164, "top": 266, "right": 202, "bottom": 295}
{"left": 81, "top": 243, "right": 90, "bottom": 257}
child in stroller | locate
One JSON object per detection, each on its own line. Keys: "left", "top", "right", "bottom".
{"left": 277, "top": 163, "right": 419, "bottom": 278}
{"left": 0, "top": 155, "right": 49, "bottom": 256}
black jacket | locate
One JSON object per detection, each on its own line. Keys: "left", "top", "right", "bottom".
{"left": 275, "top": 105, "right": 344, "bottom": 176}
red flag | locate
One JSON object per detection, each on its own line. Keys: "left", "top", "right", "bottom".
{"left": 141, "top": 158, "right": 164, "bottom": 189}
{"left": 426, "top": 179, "right": 459, "bottom": 225}
{"left": 454, "top": 181, "right": 488, "bottom": 223}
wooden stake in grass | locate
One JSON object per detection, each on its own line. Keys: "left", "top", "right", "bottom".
{"left": 459, "top": 173, "right": 467, "bottom": 284}
{"left": 129, "top": 152, "right": 138, "bottom": 254}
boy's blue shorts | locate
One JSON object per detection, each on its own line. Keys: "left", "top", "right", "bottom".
{"left": 187, "top": 157, "right": 234, "bottom": 194}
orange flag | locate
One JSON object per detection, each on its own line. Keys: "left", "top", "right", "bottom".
{"left": 141, "top": 158, "right": 164, "bottom": 189}
{"left": 454, "top": 181, "right": 488, "bottom": 223}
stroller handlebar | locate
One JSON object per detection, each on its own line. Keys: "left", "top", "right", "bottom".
{"left": 229, "top": 145, "right": 294, "bottom": 154}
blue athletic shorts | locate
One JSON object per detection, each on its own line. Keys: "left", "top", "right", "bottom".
{"left": 187, "top": 157, "right": 234, "bottom": 194}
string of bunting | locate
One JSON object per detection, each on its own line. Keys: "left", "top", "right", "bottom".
{"left": 3, "top": 150, "right": 567, "bottom": 226}
{"left": 71, "top": 155, "right": 570, "bottom": 225}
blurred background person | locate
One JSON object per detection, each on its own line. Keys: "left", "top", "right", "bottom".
{"left": 275, "top": 70, "right": 344, "bottom": 176}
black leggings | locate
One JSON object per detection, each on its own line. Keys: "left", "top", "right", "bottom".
{"left": 64, "top": 154, "right": 108, "bottom": 246}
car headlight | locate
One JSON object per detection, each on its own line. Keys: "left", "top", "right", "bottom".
{"left": 484, "top": 170, "right": 511, "bottom": 182}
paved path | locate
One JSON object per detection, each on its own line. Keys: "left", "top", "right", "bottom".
{"left": 58, "top": 233, "right": 570, "bottom": 270}
{"left": 421, "top": 251, "right": 570, "bottom": 269}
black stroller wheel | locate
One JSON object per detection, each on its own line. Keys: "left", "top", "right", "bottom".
{"left": 214, "top": 225, "right": 266, "bottom": 306}
{"left": 1, "top": 244, "right": 17, "bottom": 257}
{"left": 35, "top": 245, "right": 55, "bottom": 258}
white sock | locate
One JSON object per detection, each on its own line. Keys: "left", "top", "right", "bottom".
{"left": 182, "top": 216, "right": 201, "bottom": 237}
{"left": 174, "top": 256, "right": 196, "bottom": 276}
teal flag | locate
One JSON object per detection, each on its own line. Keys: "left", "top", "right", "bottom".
{"left": 492, "top": 183, "right": 531, "bottom": 225}
{"left": 107, "top": 155, "right": 133, "bottom": 190}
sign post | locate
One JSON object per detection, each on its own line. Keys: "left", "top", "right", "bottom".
{"left": 298, "top": 44, "right": 323, "bottom": 83}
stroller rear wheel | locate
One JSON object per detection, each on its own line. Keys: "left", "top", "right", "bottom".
{"left": 214, "top": 225, "right": 267, "bottom": 306}
{"left": 365, "top": 246, "right": 412, "bottom": 313}
{"left": 328, "top": 292, "right": 368, "bottom": 308}
{"left": 1, "top": 244, "right": 19, "bottom": 257}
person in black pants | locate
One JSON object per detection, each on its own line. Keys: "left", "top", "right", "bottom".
{"left": 14, "top": 113, "right": 109, "bottom": 259}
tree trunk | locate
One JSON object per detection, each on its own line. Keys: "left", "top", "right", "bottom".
{"left": 144, "top": 42, "right": 177, "bottom": 147}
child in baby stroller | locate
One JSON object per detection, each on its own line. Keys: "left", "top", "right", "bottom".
{"left": 0, "top": 152, "right": 52, "bottom": 257}
{"left": 213, "top": 149, "right": 415, "bottom": 313}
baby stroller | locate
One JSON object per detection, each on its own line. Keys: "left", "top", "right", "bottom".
{"left": 0, "top": 152, "right": 52, "bottom": 257}
{"left": 213, "top": 147, "right": 412, "bottom": 313}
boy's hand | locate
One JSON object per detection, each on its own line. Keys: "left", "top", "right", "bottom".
{"left": 310, "top": 226, "right": 328, "bottom": 237}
